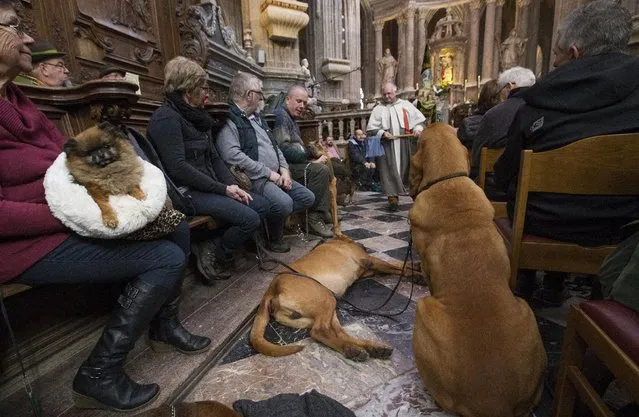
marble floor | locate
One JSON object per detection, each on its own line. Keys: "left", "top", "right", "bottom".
{"left": 184, "top": 191, "right": 584, "bottom": 417}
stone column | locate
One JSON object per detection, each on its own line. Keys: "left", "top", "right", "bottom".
{"left": 493, "top": 0, "right": 505, "bottom": 77}
{"left": 405, "top": 9, "right": 416, "bottom": 93}
{"left": 467, "top": 0, "right": 482, "bottom": 89}
{"left": 397, "top": 14, "right": 408, "bottom": 91}
{"left": 481, "top": 0, "right": 496, "bottom": 81}
{"left": 416, "top": 9, "right": 428, "bottom": 89}
{"left": 374, "top": 20, "right": 384, "bottom": 92}
{"left": 526, "top": 0, "right": 541, "bottom": 71}
{"left": 516, "top": 0, "right": 532, "bottom": 66}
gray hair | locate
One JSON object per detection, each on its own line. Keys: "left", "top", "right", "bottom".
{"left": 230, "top": 71, "right": 261, "bottom": 102}
{"left": 497, "top": 66, "right": 536, "bottom": 89}
{"left": 557, "top": 0, "right": 631, "bottom": 57}
{"left": 381, "top": 82, "right": 398, "bottom": 93}
{"left": 163, "top": 56, "right": 207, "bottom": 94}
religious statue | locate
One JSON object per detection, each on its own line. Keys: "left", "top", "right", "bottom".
{"left": 500, "top": 29, "right": 528, "bottom": 70}
{"left": 439, "top": 54, "right": 454, "bottom": 84}
{"left": 377, "top": 48, "right": 398, "bottom": 86}
{"left": 300, "top": 58, "right": 321, "bottom": 114}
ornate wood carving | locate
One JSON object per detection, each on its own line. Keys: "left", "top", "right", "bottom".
{"left": 15, "top": 0, "right": 38, "bottom": 38}
{"left": 134, "top": 45, "right": 160, "bottom": 64}
{"left": 74, "top": 25, "right": 115, "bottom": 54}
{"left": 112, "top": 0, "right": 153, "bottom": 33}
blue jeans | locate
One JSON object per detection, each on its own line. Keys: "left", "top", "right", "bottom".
{"left": 253, "top": 179, "right": 315, "bottom": 240}
{"left": 189, "top": 191, "right": 271, "bottom": 252}
{"left": 14, "top": 223, "right": 189, "bottom": 289}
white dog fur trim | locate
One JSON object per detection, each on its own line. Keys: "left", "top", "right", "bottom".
{"left": 44, "top": 153, "right": 167, "bottom": 238}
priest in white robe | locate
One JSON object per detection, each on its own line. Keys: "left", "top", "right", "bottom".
{"left": 366, "top": 83, "right": 426, "bottom": 211}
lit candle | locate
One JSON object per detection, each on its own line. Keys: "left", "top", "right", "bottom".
{"left": 464, "top": 79, "right": 467, "bottom": 102}
{"left": 477, "top": 75, "right": 481, "bottom": 100}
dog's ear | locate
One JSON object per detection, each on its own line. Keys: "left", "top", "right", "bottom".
{"left": 97, "top": 121, "right": 119, "bottom": 135}
{"left": 63, "top": 138, "right": 80, "bottom": 155}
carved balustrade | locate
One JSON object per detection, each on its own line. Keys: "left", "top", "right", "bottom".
{"left": 316, "top": 109, "right": 373, "bottom": 143}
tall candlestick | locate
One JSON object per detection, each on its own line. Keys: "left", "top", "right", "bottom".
{"left": 477, "top": 75, "right": 481, "bottom": 100}
{"left": 464, "top": 79, "right": 467, "bottom": 103}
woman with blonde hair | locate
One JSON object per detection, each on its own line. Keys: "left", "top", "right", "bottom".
{"left": 148, "top": 56, "right": 271, "bottom": 282}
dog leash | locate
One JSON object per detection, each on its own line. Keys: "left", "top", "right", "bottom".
{"left": 253, "top": 236, "right": 417, "bottom": 320}
{"left": 0, "top": 288, "right": 42, "bottom": 417}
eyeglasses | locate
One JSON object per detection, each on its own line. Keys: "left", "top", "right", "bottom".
{"left": 0, "top": 21, "right": 25, "bottom": 37}
{"left": 41, "top": 62, "right": 67, "bottom": 70}
{"left": 248, "top": 90, "right": 265, "bottom": 100}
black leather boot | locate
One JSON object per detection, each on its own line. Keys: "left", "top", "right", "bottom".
{"left": 148, "top": 290, "right": 211, "bottom": 354}
{"left": 72, "top": 279, "right": 171, "bottom": 411}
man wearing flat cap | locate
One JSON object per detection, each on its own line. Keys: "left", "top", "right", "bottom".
{"left": 15, "top": 39, "right": 70, "bottom": 87}
{"left": 99, "top": 65, "right": 126, "bottom": 80}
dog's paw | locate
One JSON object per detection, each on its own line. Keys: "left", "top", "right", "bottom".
{"left": 344, "top": 346, "right": 369, "bottom": 362}
{"left": 366, "top": 344, "right": 393, "bottom": 359}
{"left": 103, "top": 215, "right": 119, "bottom": 229}
{"left": 130, "top": 188, "right": 146, "bottom": 200}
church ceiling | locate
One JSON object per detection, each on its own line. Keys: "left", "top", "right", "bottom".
{"left": 367, "top": 0, "right": 471, "bottom": 21}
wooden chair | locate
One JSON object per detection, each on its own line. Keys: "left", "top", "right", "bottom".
{"left": 477, "top": 146, "right": 507, "bottom": 218}
{"left": 553, "top": 300, "right": 639, "bottom": 417}
{"left": 494, "top": 133, "right": 639, "bottom": 290}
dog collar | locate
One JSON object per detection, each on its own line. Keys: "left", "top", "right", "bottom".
{"left": 417, "top": 171, "right": 468, "bottom": 196}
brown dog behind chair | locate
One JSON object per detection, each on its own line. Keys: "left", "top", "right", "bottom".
{"left": 305, "top": 139, "right": 342, "bottom": 236}
{"left": 409, "top": 123, "right": 546, "bottom": 417}
{"left": 250, "top": 235, "right": 421, "bottom": 361}
{"left": 135, "top": 401, "right": 241, "bottom": 417}
{"left": 64, "top": 122, "right": 145, "bottom": 229}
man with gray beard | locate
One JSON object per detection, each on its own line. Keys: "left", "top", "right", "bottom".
{"left": 216, "top": 72, "right": 315, "bottom": 253}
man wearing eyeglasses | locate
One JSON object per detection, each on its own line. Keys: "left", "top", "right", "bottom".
{"left": 15, "top": 39, "right": 70, "bottom": 87}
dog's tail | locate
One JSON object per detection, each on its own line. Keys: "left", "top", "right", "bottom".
{"left": 250, "top": 289, "right": 305, "bottom": 357}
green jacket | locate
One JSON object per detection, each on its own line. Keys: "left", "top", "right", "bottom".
{"left": 14, "top": 73, "right": 45, "bottom": 86}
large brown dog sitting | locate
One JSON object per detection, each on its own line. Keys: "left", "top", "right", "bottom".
{"left": 409, "top": 123, "right": 546, "bottom": 417}
{"left": 250, "top": 235, "right": 418, "bottom": 361}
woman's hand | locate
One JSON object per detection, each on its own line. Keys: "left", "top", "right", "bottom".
{"left": 226, "top": 185, "right": 253, "bottom": 205}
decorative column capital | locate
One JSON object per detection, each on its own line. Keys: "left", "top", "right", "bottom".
{"left": 259, "top": 0, "right": 309, "bottom": 42}
{"left": 418, "top": 8, "right": 430, "bottom": 20}
{"left": 469, "top": 0, "right": 483, "bottom": 10}
{"left": 516, "top": 0, "right": 532, "bottom": 5}
{"left": 397, "top": 13, "right": 408, "bottom": 26}
{"left": 496, "top": 0, "right": 506, "bottom": 6}
{"left": 374, "top": 20, "right": 385, "bottom": 31}
{"left": 485, "top": 0, "right": 497, "bottom": 4}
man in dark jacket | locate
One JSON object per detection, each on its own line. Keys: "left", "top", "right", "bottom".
{"left": 348, "top": 129, "right": 376, "bottom": 191}
{"left": 217, "top": 72, "right": 315, "bottom": 252}
{"left": 494, "top": 0, "right": 639, "bottom": 305}
{"left": 273, "top": 85, "right": 333, "bottom": 238}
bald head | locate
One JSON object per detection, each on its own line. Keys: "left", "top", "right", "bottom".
{"left": 381, "top": 83, "right": 398, "bottom": 104}
{"left": 285, "top": 84, "right": 308, "bottom": 118}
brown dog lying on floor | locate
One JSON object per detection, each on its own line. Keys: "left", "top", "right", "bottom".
{"left": 136, "top": 401, "right": 240, "bottom": 417}
{"left": 409, "top": 123, "right": 546, "bottom": 417}
{"left": 250, "top": 235, "right": 419, "bottom": 361}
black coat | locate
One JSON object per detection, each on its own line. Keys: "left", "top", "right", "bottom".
{"left": 494, "top": 53, "right": 639, "bottom": 246}
{"left": 147, "top": 101, "right": 235, "bottom": 196}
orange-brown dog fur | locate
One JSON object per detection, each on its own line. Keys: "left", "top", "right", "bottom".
{"left": 64, "top": 122, "right": 145, "bottom": 229}
{"left": 250, "top": 235, "right": 420, "bottom": 361}
{"left": 306, "top": 140, "right": 343, "bottom": 236}
{"left": 135, "top": 401, "right": 241, "bottom": 417}
{"left": 409, "top": 123, "right": 546, "bottom": 417}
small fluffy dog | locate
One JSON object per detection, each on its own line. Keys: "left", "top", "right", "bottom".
{"left": 64, "top": 122, "right": 145, "bottom": 229}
